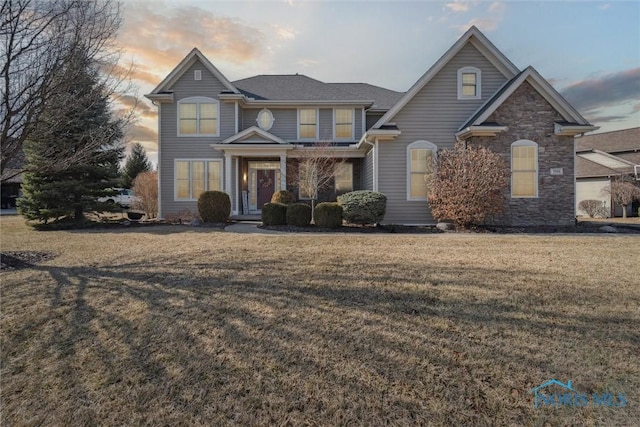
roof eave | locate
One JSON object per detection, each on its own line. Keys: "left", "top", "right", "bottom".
{"left": 144, "top": 93, "right": 174, "bottom": 102}
{"left": 455, "top": 126, "right": 508, "bottom": 139}
{"left": 554, "top": 123, "right": 600, "bottom": 136}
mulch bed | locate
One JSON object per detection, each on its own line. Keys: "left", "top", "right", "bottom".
{"left": 0, "top": 251, "right": 57, "bottom": 272}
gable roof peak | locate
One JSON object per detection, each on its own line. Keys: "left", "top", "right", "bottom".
{"left": 372, "top": 25, "right": 520, "bottom": 129}
{"left": 148, "top": 47, "right": 238, "bottom": 95}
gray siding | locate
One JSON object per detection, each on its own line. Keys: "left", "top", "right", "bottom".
{"left": 362, "top": 149, "right": 374, "bottom": 190}
{"left": 379, "top": 42, "right": 509, "bottom": 224}
{"left": 159, "top": 59, "right": 234, "bottom": 217}
{"left": 366, "top": 112, "right": 384, "bottom": 131}
{"left": 241, "top": 108, "right": 298, "bottom": 140}
{"left": 319, "top": 108, "right": 333, "bottom": 140}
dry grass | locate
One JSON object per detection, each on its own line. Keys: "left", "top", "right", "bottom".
{"left": 1, "top": 215, "right": 639, "bottom": 426}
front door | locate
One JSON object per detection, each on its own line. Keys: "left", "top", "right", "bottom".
{"left": 257, "top": 169, "right": 276, "bottom": 210}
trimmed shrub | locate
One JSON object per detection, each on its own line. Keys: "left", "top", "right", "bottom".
{"left": 286, "top": 203, "right": 312, "bottom": 227}
{"left": 578, "top": 199, "right": 605, "bottom": 218}
{"left": 198, "top": 191, "right": 230, "bottom": 223}
{"left": 261, "top": 203, "right": 287, "bottom": 225}
{"left": 271, "top": 190, "right": 295, "bottom": 205}
{"left": 314, "top": 202, "right": 343, "bottom": 228}
{"left": 337, "top": 191, "right": 387, "bottom": 225}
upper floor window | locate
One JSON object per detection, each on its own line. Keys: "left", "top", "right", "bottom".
{"left": 256, "top": 109, "right": 275, "bottom": 131}
{"left": 407, "top": 140, "right": 437, "bottom": 200}
{"left": 178, "top": 97, "right": 219, "bottom": 136}
{"left": 511, "top": 140, "right": 538, "bottom": 198}
{"left": 334, "top": 108, "right": 354, "bottom": 140}
{"left": 457, "top": 67, "right": 481, "bottom": 100}
{"left": 298, "top": 108, "right": 318, "bottom": 140}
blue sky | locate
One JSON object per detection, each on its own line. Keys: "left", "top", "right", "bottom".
{"left": 119, "top": 0, "right": 640, "bottom": 163}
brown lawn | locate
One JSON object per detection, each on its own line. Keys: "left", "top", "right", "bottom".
{"left": 1, "top": 215, "right": 639, "bottom": 426}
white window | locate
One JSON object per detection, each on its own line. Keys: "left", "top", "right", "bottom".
{"left": 256, "top": 108, "right": 274, "bottom": 131}
{"left": 298, "top": 108, "right": 318, "bottom": 140}
{"left": 178, "top": 97, "right": 219, "bottom": 136}
{"left": 457, "top": 67, "right": 481, "bottom": 100}
{"left": 335, "top": 162, "right": 353, "bottom": 193}
{"left": 334, "top": 108, "right": 354, "bottom": 140}
{"left": 175, "top": 160, "right": 222, "bottom": 200}
{"left": 407, "top": 140, "right": 437, "bottom": 200}
{"left": 194, "top": 70, "right": 202, "bottom": 81}
{"left": 511, "top": 140, "right": 538, "bottom": 198}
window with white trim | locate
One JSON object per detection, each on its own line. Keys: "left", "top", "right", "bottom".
{"left": 335, "top": 162, "right": 353, "bottom": 193}
{"left": 511, "top": 140, "right": 538, "bottom": 198}
{"left": 256, "top": 109, "right": 274, "bottom": 131}
{"left": 407, "top": 140, "right": 437, "bottom": 200}
{"left": 334, "top": 108, "right": 354, "bottom": 140}
{"left": 178, "top": 97, "right": 219, "bottom": 136}
{"left": 298, "top": 108, "right": 318, "bottom": 139}
{"left": 175, "top": 160, "right": 222, "bottom": 200}
{"left": 457, "top": 67, "right": 481, "bottom": 100}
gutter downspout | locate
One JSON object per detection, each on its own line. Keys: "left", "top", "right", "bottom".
{"left": 151, "top": 100, "right": 162, "bottom": 219}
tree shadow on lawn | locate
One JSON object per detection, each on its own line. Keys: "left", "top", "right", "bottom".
{"left": 2, "top": 257, "right": 637, "bottom": 425}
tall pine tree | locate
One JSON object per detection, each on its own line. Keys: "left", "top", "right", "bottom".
{"left": 121, "top": 142, "right": 152, "bottom": 188}
{"left": 18, "top": 54, "right": 125, "bottom": 224}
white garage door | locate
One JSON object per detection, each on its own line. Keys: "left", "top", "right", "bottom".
{"left": 576, "top": 178, "right": 610, "bottom": 217}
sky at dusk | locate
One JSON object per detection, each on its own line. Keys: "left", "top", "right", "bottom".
{"left": 117, "top": 0, "right": 640, "bottom": 165}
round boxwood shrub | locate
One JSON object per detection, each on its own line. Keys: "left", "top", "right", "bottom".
{"left": 314, "top": 202, "right": 343, "bottom": 228}
{"left": 198, "top": 191, "right": 231, "bottom": 223}
{"left": 337, "top": 191, "right": 387, "bottom": 225}
{"left": 286, "top": 203, "right": 312, "bottom": 227}
{"left": 271, "top": 190, "right": 295, "bottom": 205}
{"left": 261, "top": 202, "right": 287, "bottom": 225}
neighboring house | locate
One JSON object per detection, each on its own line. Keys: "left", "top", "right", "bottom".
{"left": 146, "top": 26, "right": 596, "bottom": 225}
{"left": 575, "top": 127, "right": 640, "bottom": 217}
{"left": 1, "top": 148, "right": 24, "bottom": 209}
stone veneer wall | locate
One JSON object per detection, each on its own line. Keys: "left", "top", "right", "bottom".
{"left": 467, "top": 81, "right": 575, "bottom": 226}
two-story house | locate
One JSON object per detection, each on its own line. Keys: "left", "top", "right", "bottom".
{"left": 146, "top": 26, "right": 596, "bottom": 226}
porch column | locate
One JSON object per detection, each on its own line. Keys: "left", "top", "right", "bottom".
{"left": 234, "top": 157, "right": 239, "bottom": 215}
{"left": 225, "top": 153, "right": 233, "bottom": 212}
{"left": 280, "top": 154, "right": 286, "bottom": 190}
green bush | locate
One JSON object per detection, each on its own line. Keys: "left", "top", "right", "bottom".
{"left": 271, "top": 190, "right": 295, "bottom": 204}
{"left": 314, "top": 202, "right": 343, "bottom": 228}
{"left": 337, "top": 191, "right": 387, "bottom": 225}
{"left": 286, "top": 203, "right": 312, "bottom": 227}
{"left": 198, "top": 191, "right": 230, "bottom": 223}
{"left": 261, "top": 203, "right": 287, "bottom": 225}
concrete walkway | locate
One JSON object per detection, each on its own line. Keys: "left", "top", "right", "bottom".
{"left": 225, "top": 221, "right": 284, "bottom": 234}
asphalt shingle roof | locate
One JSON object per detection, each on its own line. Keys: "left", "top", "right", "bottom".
{"left": 232, "top": 74, "right": 402, "bottom": 108}
{"left": 575, "top": 127, "right": 640, "bottom": 153}
{"left": 576, "top": 156, "right": 626, "bottom": 178}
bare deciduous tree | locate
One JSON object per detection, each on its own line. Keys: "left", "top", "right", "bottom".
{"left": 131, "top": 171, "right": 158, "bottom": 219}
{"left": 1, "top": 0, "right": 129, "bottom": 182}
{"left": 427, "top": 142, "right": 510, "bottom": 228}
{"left": 605, "top": 178, "right": 640, "bottom": 218}
{"left": 289, "top": 141, "right": 346, "bottom": 221}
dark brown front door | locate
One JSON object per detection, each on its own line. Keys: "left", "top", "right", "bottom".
{"left": 257, "top": 169, "right": 276, "bottom": 210}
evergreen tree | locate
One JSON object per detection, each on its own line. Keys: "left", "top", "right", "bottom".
{"left": 18, "top": 54, "right": 125, "bottom": 224}
{"left": 121, "top": 142, "right": 152, "bottom": 188}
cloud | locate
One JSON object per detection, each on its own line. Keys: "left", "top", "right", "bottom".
{"left": 126, "top": 124, "right": 158, "bottom": 144}
{"left": 115, "top": 95, "right": 156, "bottom": 120}
{"left": 272, "top": 24, "right": 297, "bottom": 41}
{"left": 445, "top": 1, "right": 469, "bottom": 12}
{"left": 455, "top": 1, "right": 505, "bottom": 32}
{"left": 599, "top": 3, "right": 610, "bottom": 10}
{"left": 118, "top": 3, "right": 267, "bottom": 88}
{"left": 561, "top": 68, "right": 640, "bottom": 113}
{"left": 584, "top": 114, "right": 628, "bottom": 124}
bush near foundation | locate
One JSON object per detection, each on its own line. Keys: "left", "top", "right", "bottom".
{"left": 261, "top": 203, "right": 287, "bottom": 225}
{"left": 198, "top": 191, "right": 231, "bottom": 223}
{"left": 578, "top": 199, "right": 605, "bottom": 218}
{"left": 314, "top": 202, "right": 343, "bottom": 228}
{"left": 271, "top": 190, "right": 295, "bottom": 205}
{"left": 286, "top": 203, "right": 312, "bottom": 227}
{"left": 337, "top": 191, "right": 387, "bottom": 225}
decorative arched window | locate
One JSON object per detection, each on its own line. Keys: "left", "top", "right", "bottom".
{"left": 407, "top": 140, "right": 437, "bottom": 200}
{"left": 457, "top": 67, "right": 481, "bottom": 100}
{"left": 256, "top": 108, "right": 275, "bottom": 131}
{"left": 511, "top": 140, "right": 538, "bottom": 198}
{"left": 177, "top": 96, "right": 219, "bottom": 136}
